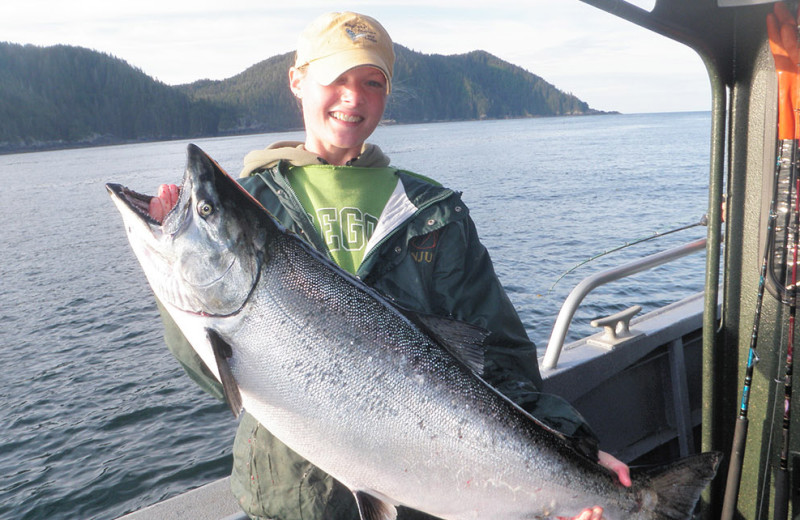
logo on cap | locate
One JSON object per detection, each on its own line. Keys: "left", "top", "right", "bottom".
{"left": 344, "top": 22, "right": 378, "bottom": 44}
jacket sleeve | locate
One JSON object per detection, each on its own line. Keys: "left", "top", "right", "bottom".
{"left": 431, "top": 216, "right": 599, "bottom": 444}
{"left": 156, "top": 299, "right": 225, "bottom": 401}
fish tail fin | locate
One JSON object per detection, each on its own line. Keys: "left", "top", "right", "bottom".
{"left": 637, "top": 451, "right": 722, "bottom": 519}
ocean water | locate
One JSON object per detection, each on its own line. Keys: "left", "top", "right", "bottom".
{"left": 0, "top": 112, "right": 711, "bottom": 519}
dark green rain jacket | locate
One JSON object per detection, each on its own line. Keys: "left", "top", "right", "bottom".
{"left": 160, "top": 142, "right": 598, "bottom": 520}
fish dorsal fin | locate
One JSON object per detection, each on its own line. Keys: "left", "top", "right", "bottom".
{"left": 522, "top": 393, "right": 600, "bottom": 462}
{"left": 206, "top": 328, "right": 243, "bottom": 418}
{"left": 405, "top": 311, "right": 488, "bottom": 374}
{"left": 353, "top": 491, "right": 397, "bottom": 520}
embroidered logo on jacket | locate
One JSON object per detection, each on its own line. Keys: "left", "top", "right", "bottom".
{"left": 409, "top": 230, "right": 439, "bottom": 264}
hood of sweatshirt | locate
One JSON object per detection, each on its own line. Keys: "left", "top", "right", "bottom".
{"left": 239, "top": 141, "right": 391, "bottom": 177}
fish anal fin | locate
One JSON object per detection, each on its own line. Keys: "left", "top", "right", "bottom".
{"left": 407, "top": 311, "right": 488, "bottom": 374}
{"left": 206, "top": 328, "right": 243, "bottom": 418}
{"left": 353, "top": 490, "right": 397, "bottom": 520}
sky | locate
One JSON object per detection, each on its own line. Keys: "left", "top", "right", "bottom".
{"left": 1, "top": 0, "right": 711, "bottom": 114}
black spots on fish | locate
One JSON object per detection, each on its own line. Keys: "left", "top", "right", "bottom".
{"left": 635, "top": 490, "right": 658, "bottom": 514}
{"left": 408, "top": 351, "right": 426, "bottom": 370}
{"left": 632, "top": 451, "right": 722, "bottom": 518}
{"left": 400, "top": 311, "right": 488, "bottom": 375}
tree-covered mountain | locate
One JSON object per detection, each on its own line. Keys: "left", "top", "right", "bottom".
{"left": 388, "top": 47, "right": 594, "bottom": 122}
{"left": 0, "top": 42, "right": 604, "bottom": 153}
{"left": 0, "top": 43, "right": 221, "bottom": 152}
{"left": 177, "top": 52, "right": 299, "bottom": 134}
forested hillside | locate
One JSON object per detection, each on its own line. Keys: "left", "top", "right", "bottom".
{"left": 388, "top": 47, "right": 593, "bottom": 121}
{"left": 0, "top": 43, "right": 221, "bottom": 152}
{"left": 178, "top": 52, "right": 299, "bottom": 133}
{"left": 0, "top": 42, "right": 604, "bottom": 153}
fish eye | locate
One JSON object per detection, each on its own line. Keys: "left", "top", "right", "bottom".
{"left": 197, "top": 200, "right": 214, "bottom": 218}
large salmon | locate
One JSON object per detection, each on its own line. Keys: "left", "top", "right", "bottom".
{"left": 107, "top": 144, "right": 720, "bottom": 519}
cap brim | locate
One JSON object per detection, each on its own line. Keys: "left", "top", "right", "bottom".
{"left": 307, "top": 49, "right": 392, "bottom": 94}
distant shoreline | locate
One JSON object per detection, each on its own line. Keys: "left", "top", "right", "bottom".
{"left": 1, "top": 43, "right": 616, "bottom": 156}
{"left": 1, "top": 112, "right": 629, "bottom": 156}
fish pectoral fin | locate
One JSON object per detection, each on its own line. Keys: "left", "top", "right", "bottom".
{"left": 405, "top": 311, "right": 488, "bottom": 374}
{"left": 206, "top": 328, "right": 243, "bottom": 418}
{"left": 353, "top": 490, "right": 398, "bottom": 520}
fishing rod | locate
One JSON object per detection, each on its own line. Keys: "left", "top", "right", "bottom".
{"left": 723, "top": 6, "right": 798, "bottom": 519}
{"left": 773, "top": 165, "right": 799, "bottom": 520}
{"left": 545, "top": 217, "right": 708, "bottom": 294}
{"left": 720, "top": 141, "right": 786, "bottom": 520}
{"left": 770, "top": 4, "right": 800, "bottom": 519}
{"left": 722, "top": 7, "right": 796, "bottom": 513}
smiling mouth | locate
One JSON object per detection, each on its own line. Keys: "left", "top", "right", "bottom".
{"left": 331, "top": 111, "right": 363, "bottom": 123}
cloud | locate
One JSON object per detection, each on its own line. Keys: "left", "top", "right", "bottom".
{"left": 0, "top": 0, "right": 710, "bottom": 113}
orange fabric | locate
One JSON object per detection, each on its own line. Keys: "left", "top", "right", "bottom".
{"left": 768, "top": 2, "right": 800, "bottom": 140}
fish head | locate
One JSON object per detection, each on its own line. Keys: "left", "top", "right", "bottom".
{"left": 107, "top": 144, "right": 267, "bottom": 316}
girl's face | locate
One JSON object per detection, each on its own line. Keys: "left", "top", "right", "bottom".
{"left": 290, "top": 65, "right": 388, "bottom": 165}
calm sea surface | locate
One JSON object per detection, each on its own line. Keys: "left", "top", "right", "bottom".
{"left": 0, "top": 112, "right": 711, "bottom": 519}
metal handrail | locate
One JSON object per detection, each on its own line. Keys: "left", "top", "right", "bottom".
{"left": 541, "top": 237, "right": 707, "bottom": 370}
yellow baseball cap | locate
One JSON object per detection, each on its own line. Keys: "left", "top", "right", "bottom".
{"left": 295, "top": 12, "right": 395, "bottom": 94}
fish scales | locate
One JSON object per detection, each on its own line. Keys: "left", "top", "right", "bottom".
{"left": 227, "top": 232, "right": 571, "bottom": 516}
{"left": 107, "top": 144, "right": 721, "bottom": 520}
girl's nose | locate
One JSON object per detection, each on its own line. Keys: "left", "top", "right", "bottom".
{"left": 340, "top": 83, "right": 363, "bottom": 105}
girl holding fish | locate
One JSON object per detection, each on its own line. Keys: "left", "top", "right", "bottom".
{"left": 150, "top": 12, "right": 630, "bottom": 520}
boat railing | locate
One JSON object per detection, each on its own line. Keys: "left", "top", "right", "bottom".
{"left": 541, "top": 237, "right": 707, "bottom": 370}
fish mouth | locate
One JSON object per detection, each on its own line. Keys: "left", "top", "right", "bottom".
{"left": 105, "top": 183, "right": 180, "bottom": 226}
{"left": 108, "top": 144, "right": 265, "bottom": 317}
{"left": 106, "top": 184, "right": 156, "bottom": 224}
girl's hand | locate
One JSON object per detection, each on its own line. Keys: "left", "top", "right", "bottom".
{"left": 599, "top": 450, "right": 632, "bottom": 487}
